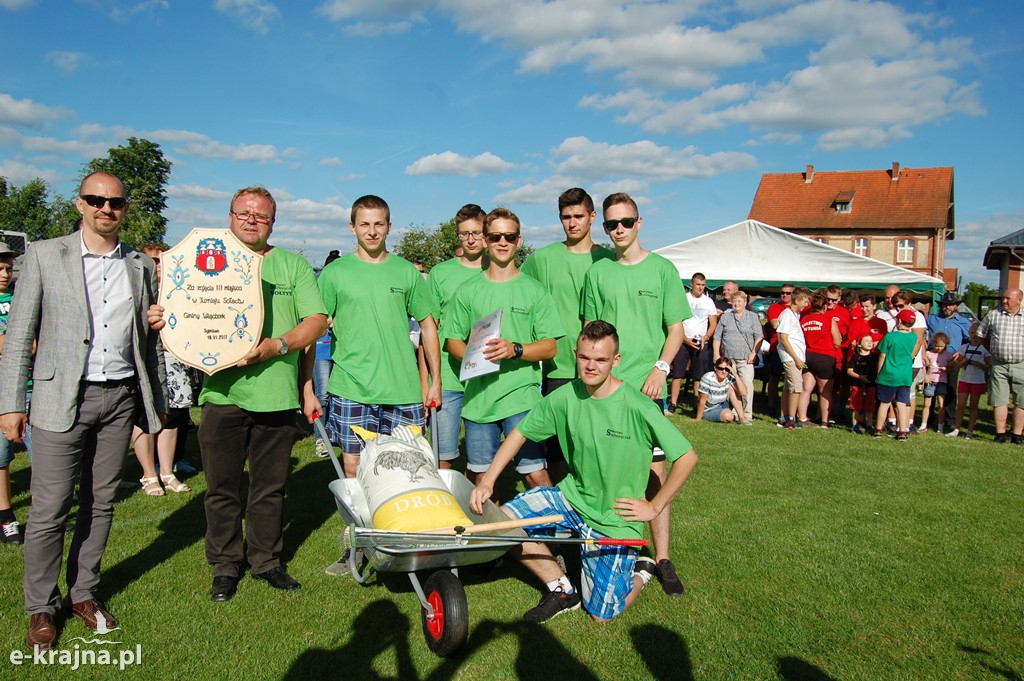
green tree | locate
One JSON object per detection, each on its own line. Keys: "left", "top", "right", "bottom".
{"left": 0, "top": 178, "right": 52, "bottom": 241}
{"left": 395, "top": 219, "right": 535, "bottom": 271}
{"left": 85, "top": 136, "right": 172, "bottom": 247}
{"left": 962, "top": 281, "right": 998, "bottom": 317}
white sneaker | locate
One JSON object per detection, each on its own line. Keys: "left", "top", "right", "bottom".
{"left": 945, "top": 428, "right": 959, "bottom": 438}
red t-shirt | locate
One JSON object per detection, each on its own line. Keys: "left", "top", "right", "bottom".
{"left": 800, "top": 312, "right": 837, "bottom": 356}
{"left": 847, "top": 316, "right": 889, "bottom": 356}
{"left": 767, "top": 302, "right": 788, "bottom": 350}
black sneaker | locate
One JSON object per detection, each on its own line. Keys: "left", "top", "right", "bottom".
{"left": 896, "top": 433, "right": 908, "bottom": 442}
{"left": 634, "top": 556, "right": 657, "bottom": 583}
{"left": 1, "top": 518, "right": 23, "bottom": 545}
{"left": 872, "top": 428, "right": 883, "bottom": 439}
{"left": 994, "top": 433, "right": 1008, "bottom": 444}
{"left": 523, "top": 589, "right": 581, "bottom": 622}
{"left": 656, "top": 559, "right": 686, "bottom": 597}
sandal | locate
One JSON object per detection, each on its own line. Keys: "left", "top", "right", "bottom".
{"left": 160, "top": 474, "right": 190, "bottom": 493}
{"left": 140, "top": 476, "right": 164, "bottom": 496}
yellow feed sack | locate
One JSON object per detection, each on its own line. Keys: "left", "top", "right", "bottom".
{"left": 355, "top": 425, "right": 473, "bottom": 532}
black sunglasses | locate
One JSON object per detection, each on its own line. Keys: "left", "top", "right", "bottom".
{"left": 486, "top": 232, "right": 519, "bottom": 244}
{"left": 780, "top": 291, "right": 793, "bottom": 296}
{"left": 602, "top": 217, "right": 638, "bottom": 231}
{"left": 80, "top": 194, "right": 128, "bottom": 210}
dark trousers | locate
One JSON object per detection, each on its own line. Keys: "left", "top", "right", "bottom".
{"left": 198, "top": 403, "right": 296, "bottom": 578}
{"left": 25, "top": 381, "right": 136, "bottom": 613}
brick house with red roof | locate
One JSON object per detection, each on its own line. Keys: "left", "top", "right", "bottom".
{"left": 747, "top": 163, "right": 956, "bottom": 290}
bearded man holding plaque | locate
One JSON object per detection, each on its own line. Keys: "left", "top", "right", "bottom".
{"left": 151, "top": 186, "right": 326, "bottom": 601}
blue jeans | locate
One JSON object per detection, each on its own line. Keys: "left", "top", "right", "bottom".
{"left": 431, "top": 390, "right": 464, "bottom": 462}
{"left": 464, "top": 411, "right": 545, "bottom": 475}
{"left": 0, "top": 391, "right": 32, "bottom": 467}
{"left": 312, "top": 359, "right": 332, "bottom": 414}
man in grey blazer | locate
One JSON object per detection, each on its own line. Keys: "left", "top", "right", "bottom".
{"left": 0, "top": 171, "right": 167, "bottom": 651}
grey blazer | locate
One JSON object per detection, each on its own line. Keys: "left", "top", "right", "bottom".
{"left": 0, "top": 233, "right": 168, "bottom": 433}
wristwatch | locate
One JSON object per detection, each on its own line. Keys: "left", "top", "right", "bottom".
{"left": 513, "top": 342, "right": 524, "bottom": 359}
{"left": 654, "top": 360, "right": 670, "bottom": 375}
{"left": 277, "top": 337, "right": 289, "bottom": 356}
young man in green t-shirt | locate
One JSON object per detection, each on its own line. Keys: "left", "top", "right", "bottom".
{"left": 581, "top": 192, "right": 691, "bottom": 597}
{"left": 426, "top": 204, "right": 487, "bottom": 469}
{"left": 470, "top": 321, "right": 699, "bottom": 622}
{"left": 317, "top": 195, "right": 442, "bottom": 479}
{"left": 873, "top": 308, "right": 919, "bottom": 441}
{"left": 521, "top": 187, "right": 613, "bottom": 477}
{"left": 443, "top": 207, "right": 564, "bottom": 490}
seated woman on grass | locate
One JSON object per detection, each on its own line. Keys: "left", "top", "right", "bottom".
{"left": 693, "top": 358, "right": 748, "bottom": 424}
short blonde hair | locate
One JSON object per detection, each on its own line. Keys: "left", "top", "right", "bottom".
{"left": 730, "top": 290, "right": 748, "bottom": 303}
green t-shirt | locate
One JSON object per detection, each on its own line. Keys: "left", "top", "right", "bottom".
{"left": 441, "top": 272, "right": 564, "bottom": 422}
{"left": 318, "top": 253, "right": 437, "bottom": 405}
{"left": 581, "top": 253, "right": 691, "bottom": 395}
{"left": 521, "top": 243, "right": 614, "bottom": 380}
{"left": 427, "top": 257, "right": 485, "bottom": 394}
{"left": 518, "top": 380, "right": 691, "bottom": 539}
{"left": 876, "top": 329, "right": 917, "bottom": 387}
{"left": 201, "top": 247, "right": 326, "bottom": 412}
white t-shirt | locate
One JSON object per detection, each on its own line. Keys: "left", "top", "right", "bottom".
{"left": 683, "top": 292, "right": 718, "bottom": 338}
{"left": 776, "top": 307, "right": 805, "bottom": 364}
{"left": 911, "top": 309, "right": 927, "bottom": 368}
{"left": 957, "top": 342, "right": 990, "bottom": 385}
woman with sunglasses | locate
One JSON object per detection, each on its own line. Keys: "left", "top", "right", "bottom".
{"left": 797, "top": 291, "right": 842, "bottom": 427}
{"left": 693, "top": 359, "right": 747, "bottom": 423}
{"left": 712, "top": 290, "right": 762, "bottom": 425}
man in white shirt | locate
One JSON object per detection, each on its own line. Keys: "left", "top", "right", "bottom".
{"left": 776, "top": 287, "right": 811, "bottom": 429}
{"left": 669, "top": 272, "right": 718, "bottom": 412}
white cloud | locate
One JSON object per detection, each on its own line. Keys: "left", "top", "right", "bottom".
{"left": 0, "top": 93, "right": 72, "bottom": 128}
{"left": 110, "top": 0, "right": 168, "bottom": 21}
{"left": 277, "top": 197, "right": 348, "bottom": 223}
{"left": 0, "top": 0, "right": 36, "bottom": 9}
{"left": 946, "top": 213, "right": 1015, "bottom": 289}
{"left": 0, "top": 158, "right": 60, "bottom": 184}
{"left": 45, "top": 51, "right": 88, "bottom": 76}
{"left": 215, "top": 0, "right": 280, "bottom": 34}
{"left": 177, "top": 139, "right": 279, "bottom": 162}
{"left": 553, "top": 136, "right": 756, "bottom": 181}
{"left": 344, "top": 21, "right": 416, "bottom": 36}
{"left": 319, "top": 156, "right": 342, "bottom": 166}
{"left": 317, "top": 0, "right": 427, "bottom": 22}
{"left": 0, "top": 127, "right": 109, "bottom": 158}
{"left": 406, "top": 151, "right": 514, "bottom": 177}
{"left": 166, "top": 184, "right": 233, "bottom": 202}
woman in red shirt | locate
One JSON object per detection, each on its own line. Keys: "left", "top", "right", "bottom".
{"left": 798, "top": 291, "right": 842, "bottom": 427}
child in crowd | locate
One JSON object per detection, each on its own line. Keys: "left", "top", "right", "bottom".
{"left": 946, "top": 322, "right": 991, "bottom": 439}
{"left": 693, "top": 358, "right": 748, "bottom": 424}
{"left": 874, "top": 309, "right": 918, "bottom": 441}
{"left": 846, "top": 334, "right": 877, "bottom": 434}
{"left": 776, "top": 287, "right": 812, "bottom": 429}
{"left": 918, "top": 332, "right": 952, "bottom": 432}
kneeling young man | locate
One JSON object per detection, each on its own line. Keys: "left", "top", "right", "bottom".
{"left": 469, "top": 321, "right": 698, "bottom": 622}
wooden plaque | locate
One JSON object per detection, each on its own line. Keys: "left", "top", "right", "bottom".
{"left": 159, "top": 228, "right": 264, "bottom": 375}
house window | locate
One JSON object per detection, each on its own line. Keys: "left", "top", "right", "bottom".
{"left": 833, "top": 190, "right": 855, "bottom": 213}
{"left": 853, "top": 237, "right": 868, "bottom": 257}
{"left": 896, "top": 238, "right": 915, "bottom": 264}
{"left": 835, "top": 201, "right": 851, "bottom": 213}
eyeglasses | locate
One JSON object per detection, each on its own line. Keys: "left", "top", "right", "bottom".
{"left": 457, "top": 231, "right": 483, "bottom": 241}
{"left": 780, "top": 291, "right": 793, "bottom": 296}
{"left": 80, "top": 194, "right": 128, "bottom": 210}
{"left": 715, "top": 365, "right": 730, "bottom": 372}
{"left": 827, "top": 297, "right": 840, "bottom": 303}
{"left": 485, "top": 232, "right": 519, "bottom": 244}
{"left": 603, "top": 217, "right": 638, "bottom": 231}
{"left": 231, "top": 210, "right": 273, "bottom": 224}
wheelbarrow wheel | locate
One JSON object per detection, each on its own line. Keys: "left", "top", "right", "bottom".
{"left": 420, "top": 570, "right": 468, "bottom": 657}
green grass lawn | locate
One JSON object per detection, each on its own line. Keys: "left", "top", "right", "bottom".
{"left": 1, "top": 402, "right": 1021, "bottom": 680}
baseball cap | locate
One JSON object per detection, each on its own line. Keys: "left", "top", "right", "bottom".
{"left": 896, "top": 309, "right": 916, "bottom": 325}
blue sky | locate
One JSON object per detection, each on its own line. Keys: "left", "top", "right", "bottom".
{"left": 0, "top": 0, "right": 1017, "bottom": 288}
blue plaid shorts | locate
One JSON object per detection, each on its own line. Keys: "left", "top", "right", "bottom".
{"left": 503, "top": 486, "right": 638, "bottom": 620}
{"left": 325, "top": 395, "right": 425, "bottom": 454}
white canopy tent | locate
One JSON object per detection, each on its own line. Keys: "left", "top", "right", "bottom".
{"left": 654, "top": 220, "right": 945, "bottom": 297}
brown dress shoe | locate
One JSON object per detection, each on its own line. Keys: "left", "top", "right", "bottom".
{"left": 71, "top": 599, "right": 119, "bottom": 631}
{"left": 26, "top": 612, "right": 56, "bottom": 650}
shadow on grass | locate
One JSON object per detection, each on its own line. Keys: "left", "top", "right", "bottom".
{"left": 631, "top": 624, "right": 693, "bottom": 680}
{"left": 776, "top": 656, "right": 839, "bottom": 680}
{"left": 285, "top": 599, "right": 417, "bottom": 680}
{"left": 284, "top": 603, "right": 599, "bottom": 680}
{"left": 279, "top": 452, "right": 344, "bottom": 567}
{"left": 959, "top": 644, "right": 1023, "bottom": 681}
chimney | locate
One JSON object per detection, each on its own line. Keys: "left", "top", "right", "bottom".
{"left": 891, "top": 161, "right": 900, "bottom": 181}
{"left": 805, "top": 164, "right": 814, "bottom": 184}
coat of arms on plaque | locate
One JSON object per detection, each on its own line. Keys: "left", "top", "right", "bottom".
{"left": 159, "top": 228, "right": 264, "bottom": 375}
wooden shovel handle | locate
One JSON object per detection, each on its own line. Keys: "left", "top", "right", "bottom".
{"left": 419, "top": 514, "right": 564, "bottom": 535}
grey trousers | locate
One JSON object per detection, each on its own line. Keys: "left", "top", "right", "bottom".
{"left": 24, "top": 381, "right": 136, "bottom": 614}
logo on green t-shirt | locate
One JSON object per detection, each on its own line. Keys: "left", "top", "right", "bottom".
{"left": 605, "top": 428, "right": 630, "bottom": 440}
{"left": 389, "top": 287, "right": 405, "bottom": 294}
{"left": 637, "top": 289, "right": 658, "bottom": 298}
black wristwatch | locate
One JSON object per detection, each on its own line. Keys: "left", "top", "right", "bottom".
{"left": 512, "top": 342, "right": 524, "bottom": 359}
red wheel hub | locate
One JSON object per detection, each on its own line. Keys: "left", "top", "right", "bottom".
{"left": 426, "top": 592, "right": 445, "bottom": 639}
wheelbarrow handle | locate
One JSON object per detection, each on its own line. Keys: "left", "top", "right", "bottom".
{"left": 419, "top": 514, "right": 564, "bottom": 535}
